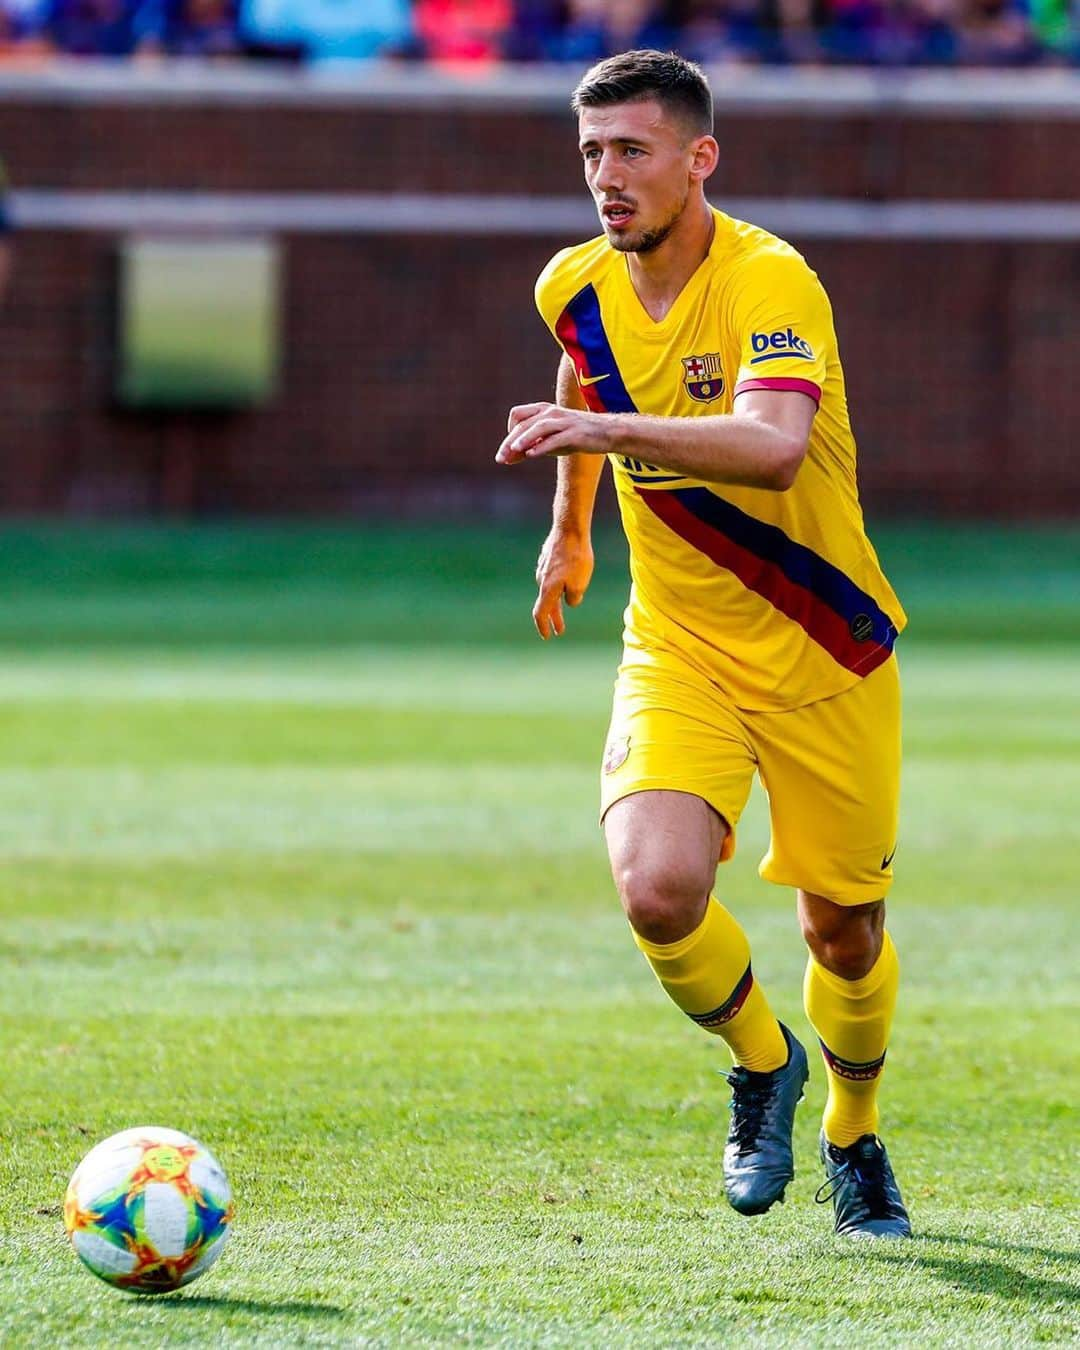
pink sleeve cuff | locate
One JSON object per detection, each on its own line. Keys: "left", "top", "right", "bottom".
{"left": 734, "top": 376, "right": 822, "bottom": 406}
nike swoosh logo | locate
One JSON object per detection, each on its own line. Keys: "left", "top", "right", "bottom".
{"left": 881, "top": 847, "right": 897, "bottom": 870}
{"left": 579, "top": 373, "right": 611, "bottom": 387}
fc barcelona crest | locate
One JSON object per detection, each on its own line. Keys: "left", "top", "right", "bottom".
{"left": 682, "top": 352, "right": 725, "bottom": 403}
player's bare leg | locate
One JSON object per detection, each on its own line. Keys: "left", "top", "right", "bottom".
{"left": 800, "top": 890, "right": 911, "bottom": 1237}
{"left": 605, "top": 788, "right": 721, "bottom": 942}
{"left": 604, "top": 790, "right": 808, "bottom": 1215}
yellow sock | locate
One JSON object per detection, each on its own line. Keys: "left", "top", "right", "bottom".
{"left": 632, "top": 896, "right": 787, "bottom": 1072}
{"left": 804, "top": 931, "right": 900, "bottom": 1148}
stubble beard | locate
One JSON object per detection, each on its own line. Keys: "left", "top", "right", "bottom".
{"left": 605, "top": 192, "right": 689, "bottom": 255}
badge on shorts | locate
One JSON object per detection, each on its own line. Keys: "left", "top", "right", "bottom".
{"left": 603, "top": 734, "right": 631, "bottom": 774}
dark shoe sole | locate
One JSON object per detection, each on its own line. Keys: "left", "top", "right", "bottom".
{"left": 728, "top": 1186, "right": 789, "bottom": 1217}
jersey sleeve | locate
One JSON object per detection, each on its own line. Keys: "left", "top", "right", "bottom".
{"left": 534, "top": 247, "right": 576, "bottom": 345}
{"left": 729, "top": 253, "right": 832, "bottom": 407}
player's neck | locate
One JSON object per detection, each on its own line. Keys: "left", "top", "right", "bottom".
{"left": 625, "top": 197, "right": 715, "bottom": 324}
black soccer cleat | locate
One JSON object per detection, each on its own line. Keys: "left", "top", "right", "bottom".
{"left": 721, "top": 1023, "right": 809, "bottom": 1216}
{"left": 816, "top": 1131, "right": 913, "bottom": 1238}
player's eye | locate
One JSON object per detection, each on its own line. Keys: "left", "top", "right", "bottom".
{"left": 624, "top": 146, "right": 645, "bottom": 158}
{"left": 582, "top": 148, "right": 601, "bottom": 161}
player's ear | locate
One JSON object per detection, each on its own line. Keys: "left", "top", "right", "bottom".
{"left": 689, "top": 135, "right": 719, "bottom": 183}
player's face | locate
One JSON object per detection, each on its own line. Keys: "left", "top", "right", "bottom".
{"left": 578, "top": 100, "right": 711, "bottom": 254}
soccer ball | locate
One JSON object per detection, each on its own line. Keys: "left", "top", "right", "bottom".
{"left": 64, "top": 1126, "right": 233, "bottom": 1294}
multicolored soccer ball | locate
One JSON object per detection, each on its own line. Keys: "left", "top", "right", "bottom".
{"left": 64, "top": 1126, "right": 233, "bottom": 1294}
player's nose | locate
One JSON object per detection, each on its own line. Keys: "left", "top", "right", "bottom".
{"left": 593, "top": 149, "right": 624, "bottom": 193}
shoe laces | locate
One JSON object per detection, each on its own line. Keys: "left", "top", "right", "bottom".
{"left": 814, "top": 1139, "right": 897, "bottom": 1218}
{"left": 720, "top": 1067, "right": 775, "bottom": 1155}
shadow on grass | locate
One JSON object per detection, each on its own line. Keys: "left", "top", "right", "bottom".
{"left": 853, "top": 1231, "right": 1080, "bottom": 1309}
{"left": 152, "top": 1295, "right": 345, "bottom": 1318}
{"left": 918, "top": 1231, "right": 1080, "bottom": 1267}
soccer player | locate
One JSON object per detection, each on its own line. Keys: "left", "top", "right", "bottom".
{"left": 496, "top": 50, "right": 911, "bottom": 1238}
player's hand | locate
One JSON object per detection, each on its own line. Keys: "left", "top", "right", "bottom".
{"left": 532, "top": 528, "right": 594, "bottom": 639}
{"left": 496, "top": 402, "right": 612, "bottom": 465}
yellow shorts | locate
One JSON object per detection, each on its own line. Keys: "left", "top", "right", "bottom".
{"left": 600, "top": 653, "right": 901, "bottom": 906}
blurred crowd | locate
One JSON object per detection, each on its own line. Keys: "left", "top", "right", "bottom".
{"left": 0, "top": 0, "right": 1075, "bottom": 67}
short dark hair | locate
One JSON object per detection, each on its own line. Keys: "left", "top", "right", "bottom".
{"left": 571, "top": 50, "right": 713, "bottom": 139}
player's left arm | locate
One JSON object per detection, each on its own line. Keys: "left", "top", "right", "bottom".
{"left": 495, "top": 389, "right": 815, "bottom": 492}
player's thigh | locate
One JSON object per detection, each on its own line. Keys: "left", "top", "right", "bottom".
{"left": 600, "top": 654, "right": 757, "bottom": 870}
{"left": 753, "top": 656, "right": 902, "bottom": 906}
{"left": 604, "top": 788, "right": 728, "bottom": 921}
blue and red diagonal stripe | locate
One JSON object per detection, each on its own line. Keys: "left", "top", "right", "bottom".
{"left": 687, "top": 963, "right": 756, "bottom": 1029}
{"left": 554, "top": 284, "right": 637, "bottom": 414}
{"left": 819, "top": 1040, "right": 887, "bottom": 1081}
{"left": 638, "top": 486, "right": 898, "bottom": 675}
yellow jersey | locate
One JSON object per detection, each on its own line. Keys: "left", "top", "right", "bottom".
{"left": 534, "top": 207, "right": 906, "bottom": 712}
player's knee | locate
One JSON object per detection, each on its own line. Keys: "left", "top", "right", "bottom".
{"left": 615, "top": 858, "right": 709, "bottom": 945}
{"left": 800, "top": 895, "right": 884, "bottom": 980}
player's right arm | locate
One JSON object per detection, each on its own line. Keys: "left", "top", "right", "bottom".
{"left": 531, "top": 354, "right": 604, "bottom": 639}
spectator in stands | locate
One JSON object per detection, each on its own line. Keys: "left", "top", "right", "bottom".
{"left": 672, "top": 0, "right": 774, "bottom": 63}
{"left": 1026, "top": 0, "right": 1074, "bottom": 54}
{"left": 414, "top": 0, "right": 513, "bottom": 62}
{"left": 503, "top": 0, "right": 562, "bottom": 59}
{"left": 547, "top": 0, "right": 677, "bottom": 60}
{"left": 1036, "top": 0, "right": 1077, "bottom": 56}
{"left": 0, "top": 0, "right": 52, "bottom": 56}
{"left": 48, "top": 0, "right": 162, "bottom": 55}
{"left": 0, "top": 0, "right": 1074, "bottom": 68}
{"left": 821, "top": 0, "right": 959, "bottom": 63}
{"left": 818, "top": 0, "right": 876, "bottom": 62}
{"left": 955, "top": 0, "right": 1039, "bottom": 60}
{"left": 239, "top": 0, "right": 411, "bottom": 62}
{"left": 767, "top": 0, "right": 830, "bottom": 62}
{"left": 162, "top": 0, "right": 238, "bottom": 55}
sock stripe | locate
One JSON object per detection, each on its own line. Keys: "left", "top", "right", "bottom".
{"left": 819, "top": 1039, "right": 887, "bottom": 1081}
{"left": 686, "top": 962, "right": 754, "bottom": 1028}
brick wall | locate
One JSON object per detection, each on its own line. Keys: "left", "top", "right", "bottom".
{"left": 1, "top": 80, "right": 1078, "bottom": 518}
{"left": 3, "top": 96, "right": 1078, "bottom": 200}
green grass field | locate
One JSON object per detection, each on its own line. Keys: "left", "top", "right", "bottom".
{"left": 0, "top": 524, "right": 1077, "bottom": 1347}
